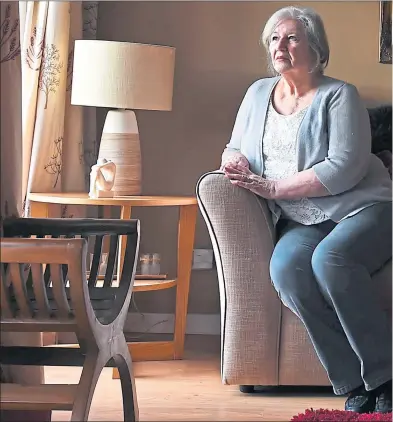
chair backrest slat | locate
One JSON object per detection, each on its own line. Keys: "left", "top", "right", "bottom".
{"left": 44, "top": 264, "right": 51, "bottom": 287}
{"left": 9, "top": 263, "right": 33, "bottom": 319}
{"left": 89, "top": 235, "right": 103, "bottom": 287}
{"left": 103, "top": 234, "right": 118, "bottom": 287}
{"left": 30, "top": 263, "right": 51, "bottom": 318}
{"left": 120, "top": 232, "right": 138, "bottom": 288}
{"left": 49, "top": 264, "right": 71, "bottom": 319}
{"left": 0, "top": 265, "right": 13, "bottom": 318}
{"left": 0, "top": 238, "right": 87, "bottom": 327}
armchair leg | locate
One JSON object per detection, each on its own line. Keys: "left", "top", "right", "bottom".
{"left": 239, "top": 385, "right": 255, "bottom": 394}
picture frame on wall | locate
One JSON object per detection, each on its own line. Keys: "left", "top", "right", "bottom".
{"left": 379, "top": 1, "right": 392, "bottom": 64}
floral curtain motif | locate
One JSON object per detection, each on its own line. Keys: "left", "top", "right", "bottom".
{"left": 37, "top": 41, "right": 64, "bottom": 110}
{"left": 25, "top": 27, "right": 44, "bottom": 71}
{"left": 1, "top": 4, "right": 21, "bottom": 63}
{"left": 24, "top": 26, "right": 64, "bottom": 110}
{"left": 83, "top": 2, "right": 98, "bottom": 37}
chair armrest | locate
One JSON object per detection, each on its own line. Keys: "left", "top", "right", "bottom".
{"left": 196, "top": 171, "right": 281, "bottom": 386}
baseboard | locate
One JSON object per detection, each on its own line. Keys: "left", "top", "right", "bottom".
{"left": 124, "top": 312, "right": 221, "bottom": 336}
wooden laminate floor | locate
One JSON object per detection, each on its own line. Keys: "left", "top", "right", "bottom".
{"left": 48, "top": 335, "right": 344, "bottom": 421}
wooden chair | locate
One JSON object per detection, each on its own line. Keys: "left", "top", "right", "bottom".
{"left": 0, "top": 218, "right": 140, "bottom": 421}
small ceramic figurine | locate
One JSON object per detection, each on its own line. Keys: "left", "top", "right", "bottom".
{"left": 89, "top": 158, "right": 116, "bottom": 198}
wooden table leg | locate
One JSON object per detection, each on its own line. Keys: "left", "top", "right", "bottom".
{"left": 113, "top": 202, "right": 197, "bottom": 378}
{"left": 118, "top": 206, "right": 132, "bottom": 280}
{"left": 173, "top": 204, "right": 197, "bottom": 359}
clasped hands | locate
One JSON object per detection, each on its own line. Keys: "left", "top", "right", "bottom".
{"left": 221, "top": 157, "right": 277, "bottom": 200}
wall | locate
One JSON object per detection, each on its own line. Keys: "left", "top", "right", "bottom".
{"left": 97, "top": 1, "right": 392, "bottom": 318}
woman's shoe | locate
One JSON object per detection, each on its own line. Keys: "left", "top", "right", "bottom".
{"left": 374, "top": 381, "right": 392, "bottom": 413}
{"left": 344, "top": 385, "right": 376, "bottom": 413}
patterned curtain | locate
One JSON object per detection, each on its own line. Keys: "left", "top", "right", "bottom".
{"left": 0, "top": 1, "right": 98, "bottom": 414}
{"left": 1, "top": 0, "right": 98, "bottom": 219}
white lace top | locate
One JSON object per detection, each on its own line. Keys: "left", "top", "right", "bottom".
{"left": 262, "top": 100, "right": 330, "bottom": 225}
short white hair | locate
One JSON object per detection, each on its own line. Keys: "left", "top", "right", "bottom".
{"left": 261, "top": 6, "right": 330, "bottom": 75}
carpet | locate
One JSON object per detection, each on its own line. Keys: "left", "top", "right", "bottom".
{"left": 291, "top": 409, "right": 393, "bottom": 421}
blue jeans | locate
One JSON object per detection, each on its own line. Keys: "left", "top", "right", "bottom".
{"left": 270, "top": 202, "right": 392, "bottom": 395}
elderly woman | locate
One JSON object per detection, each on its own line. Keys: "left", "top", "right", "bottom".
{"left": 221, "top": 6, "right": 392, "bottom": 414}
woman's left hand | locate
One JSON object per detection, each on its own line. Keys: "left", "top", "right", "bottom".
{"left": 223, "top": 164, "right": 277, "bottom": 199}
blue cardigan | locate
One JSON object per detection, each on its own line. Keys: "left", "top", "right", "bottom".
{"left": 222, "top": 76, "right": 392, "bottom": 224}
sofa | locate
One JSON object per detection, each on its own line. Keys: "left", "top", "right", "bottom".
{"left": 196, "top": 106, "right": 392, "bottom": 392}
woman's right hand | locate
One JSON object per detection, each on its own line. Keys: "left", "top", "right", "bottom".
{"left": 220, "top": 153, "right": 250, "bottom": 171}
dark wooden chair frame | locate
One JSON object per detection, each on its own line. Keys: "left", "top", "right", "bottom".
{"left": 0, "top": 217, "right": 140, "bottom": 421}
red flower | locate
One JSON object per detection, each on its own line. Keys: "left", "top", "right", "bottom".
{"left": 291, "top": 408, "right": 392, "bottom": 421}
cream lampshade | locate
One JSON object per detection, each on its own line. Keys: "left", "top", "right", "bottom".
{"left": 71, "top": 40, "right": 175, "bottom": 196}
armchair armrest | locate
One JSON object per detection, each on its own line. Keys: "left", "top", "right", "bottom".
{"left": 196, "top": 172, "right": 281, "bottom": 386}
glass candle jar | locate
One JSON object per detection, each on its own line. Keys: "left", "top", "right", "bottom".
{"left": 139, "top": 253, "right": 161, "bottom": 275}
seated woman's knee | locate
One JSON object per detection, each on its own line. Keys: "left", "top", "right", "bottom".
{"left": 311, "top": 243, "right": 351, "bottom": 293}
{"left": 270, "top": 249, "right": 314, "bottom": 301}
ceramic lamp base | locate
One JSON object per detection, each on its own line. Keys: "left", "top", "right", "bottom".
{"left": 98, "top": 109, "right": 142, "bottom": 196}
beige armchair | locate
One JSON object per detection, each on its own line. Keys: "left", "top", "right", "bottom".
{"left": 196, "top": 171, "right": 392, "bottom": 392}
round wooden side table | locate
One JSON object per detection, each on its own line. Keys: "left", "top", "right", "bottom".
{"left": 28, "top": 193, "right": 198, "bottom": 376}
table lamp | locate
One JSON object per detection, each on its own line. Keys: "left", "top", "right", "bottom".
{"left": 71, "top": 40, "right": 175, "bottom": 196}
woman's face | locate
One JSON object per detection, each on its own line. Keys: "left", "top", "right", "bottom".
{"left": 268, "top": 19, "right": 313, "bottom": 76}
